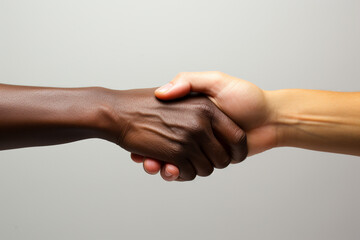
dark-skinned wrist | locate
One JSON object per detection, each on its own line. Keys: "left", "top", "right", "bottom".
{"left": 89, "top": 87, "right": 127, "bottom": 145}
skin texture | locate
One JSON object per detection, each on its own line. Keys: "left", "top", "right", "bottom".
{"left": 133, "top": 72, "right": 360, "bottom": 181}
{"left": 0, "top": 84, "right": 248, "bottom": 181}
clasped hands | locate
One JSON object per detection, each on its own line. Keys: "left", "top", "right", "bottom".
{"left": 109, "top": 72, "right": 277, "bottom": 181}
{"left": 1, "top": 71, "right": 357, "bottom": 175}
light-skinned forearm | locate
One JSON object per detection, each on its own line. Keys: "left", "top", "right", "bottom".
{"left": 266, "top": 89, "right": 360, "bottom": 156}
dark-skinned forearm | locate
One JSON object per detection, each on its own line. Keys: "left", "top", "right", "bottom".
{"left": 0, "top": 84, "right": 116, "bottom": 150}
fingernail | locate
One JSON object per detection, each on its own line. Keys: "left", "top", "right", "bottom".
{"left": 156, "top": 83, "right": 173, "bottom": 94}
{"left": 164, "top": 169, "right": 173, "bottom": 177}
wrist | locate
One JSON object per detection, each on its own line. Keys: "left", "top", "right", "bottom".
{"left": 87, "top": 87, "right": 123, "bottom": 143}
{"left": 264, "top": 89, "right": 319, "bottom": 149}
{"left": 263, "top": 89, "right": 295, "bottom": 149}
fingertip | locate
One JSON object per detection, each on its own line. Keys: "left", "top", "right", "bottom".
{"left": 165, "top": 164, "right": 180, "bottom": 178}
{"left": 160, "top": 164, "right": 179, "bottom": 181}
{"left": 143, "top": 158, "right": 161, "bottom": 175}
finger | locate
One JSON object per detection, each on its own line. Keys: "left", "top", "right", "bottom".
{"left": 212, "top": 109, "right": 248, "bottom": 164}
{"left": 189, "top": 144, "right": 214, "bottom": 177}
{"left": 143, "top": 158, "right": 162, "bottom": 175}
{"left": 200, "top": 131, "right": 231, "bottom": 169}
{"left": 175, "top": 157, "right": 197, "bottom": 181}
{"left": 141, "top": 155, "right": 195, "bottom": 181}
{"left": 155, "top": 72, "right": 230, "bottom": 100}
{"left": 143, "top": 158, "right": 194, "bottom": 181}
{"left": 160, "top": 164, "right": 179, "bottom": 181}
{"left": 130, "top": 153, "right": 144, "bottom": 163}
{"left": 164, "top": 164, "right": 180, "bottom": 179}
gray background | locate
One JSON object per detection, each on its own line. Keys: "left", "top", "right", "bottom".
{"left": 0, "top": 0, "right": 359, "bottom": 239}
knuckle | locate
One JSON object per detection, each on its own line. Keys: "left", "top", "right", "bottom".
{"left": 195, "top": 102, "right": 214, "bottom": 118}
{"left": 189, "top": 122, "right": 203, "bottom": 136}
{"left": 181, "top": 117, "right": 204, "bottom": 138}
{"left": 171, "top": 142, "right": 186, "bottom": 158}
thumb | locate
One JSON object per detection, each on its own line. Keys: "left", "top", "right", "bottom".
{"left": 155, "top": 72, "right": 229, "bottom": 100}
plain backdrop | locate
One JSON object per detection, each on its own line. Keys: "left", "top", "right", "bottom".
{"left": 0, "top": 0, "right": 360, "bottom": 239}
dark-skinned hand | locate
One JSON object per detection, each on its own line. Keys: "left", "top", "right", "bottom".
{"left": 109, "top": 88, "right": 248, "bottom": 181}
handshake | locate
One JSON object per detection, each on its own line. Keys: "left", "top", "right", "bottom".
{"left": 112, "top": 71, "right": 276, "bottom": 181}
{"left": 2, "top": 71, "right": 356, "bottom": 181}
